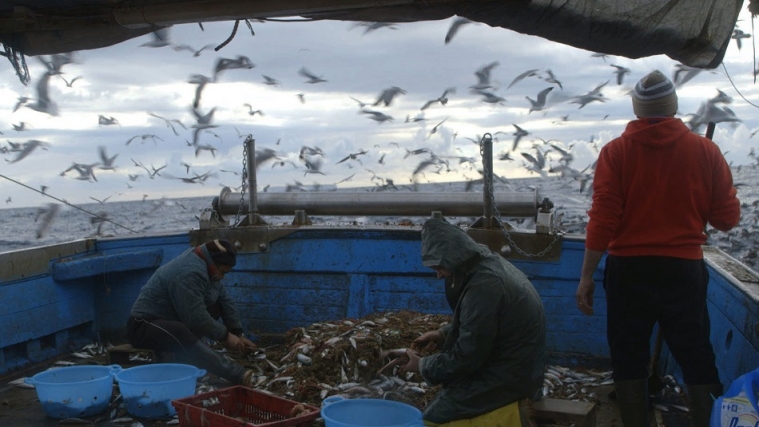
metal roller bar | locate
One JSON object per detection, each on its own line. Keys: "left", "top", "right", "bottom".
{"left": 214, "top": 190, "right": 540, "bottom": 218}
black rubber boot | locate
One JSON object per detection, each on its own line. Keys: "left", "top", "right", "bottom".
{"left": 176, "top": 341, "right": 247, "bottom": 384}
{"left": 615, "top": 379, "right": 650, "bottom": 427}
{"left": 687, "top": 383, "right": 723, "bottom": 427}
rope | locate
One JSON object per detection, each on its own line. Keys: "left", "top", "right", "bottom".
{"left": 721, "top": 62, "right": 759, "bottom": 109}
{"left": 0, "top": 173, "right": 139, "bottom": 234}
{"left": 215, "top": 20, "right": 240, "bottom": 51}
{"left": 1, "top": 43, "right": 30, "bottom": 86}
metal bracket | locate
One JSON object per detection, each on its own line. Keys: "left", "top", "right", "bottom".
{"left": 466, "top": 228, "right": 562, "bottom": 262}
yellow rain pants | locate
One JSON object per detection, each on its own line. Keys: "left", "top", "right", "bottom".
{"left": 423, "top": 399, "right": 532, "bottom": 427}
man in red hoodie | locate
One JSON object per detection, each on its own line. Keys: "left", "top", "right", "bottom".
{"left": 575, "top": 70, "right": 740, "bottom": 426}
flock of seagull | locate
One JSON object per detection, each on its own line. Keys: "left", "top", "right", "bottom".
{"left": 1, "top": 19, "right": 756, "bottom": 241}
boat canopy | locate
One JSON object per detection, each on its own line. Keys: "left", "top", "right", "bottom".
{"left": 0, "top": 0, "right": 748, "bottom": 68}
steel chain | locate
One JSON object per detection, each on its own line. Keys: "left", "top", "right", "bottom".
{"left": 479, "top": 134, "right": 562, "bottom": 258}
{"left": 233, "top": 136, "right": 250, "bottom": 227}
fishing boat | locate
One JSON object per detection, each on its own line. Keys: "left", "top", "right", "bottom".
{"left": 0, "top": 0, "right": 755, "bottom": 425}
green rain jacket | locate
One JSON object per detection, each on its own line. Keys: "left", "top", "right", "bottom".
{"left": 418, "top": 219, "right": 546, "bottom": 424}
{"left": 130, "top": 248, "right": 243, "bottom": 341}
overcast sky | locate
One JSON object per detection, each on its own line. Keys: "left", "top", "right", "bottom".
{"left": 1, "top": 9, "right": 758, "bottom": 208}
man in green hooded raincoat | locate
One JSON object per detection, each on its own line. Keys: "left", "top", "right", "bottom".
{"left": 402, "top": 218, "right": 546, "bottom": 426}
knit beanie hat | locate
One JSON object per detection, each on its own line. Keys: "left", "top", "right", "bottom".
{"left": 205, "top": 239, "right": 237, "bottom": 266}
{"left": 632, "top": 70, "right": 678, "bottom": 118}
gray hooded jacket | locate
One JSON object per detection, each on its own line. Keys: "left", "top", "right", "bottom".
{"left": 418, "top": 219, "right": 546, "bottom": 423}
{"left": 130, "top": 247, "right": 243, "bottom": 341}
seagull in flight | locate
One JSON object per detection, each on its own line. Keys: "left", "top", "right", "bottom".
{"left": 470, "top": 61, "right": 499, "bottom": 90}
{"left": 6, "top": 139, "right": 49, "bottom": 163}
{"left": 243, "top": 104, "right": 264, "bottom": 116}
{"left": 507, "top": 69, "right": 540, "bottom": 89}
{"left": 336, "top": 149, "right": 369, "bottom": 165}
{"left": 148, "top": 113, "right": 186, "bottom": 135}
{"left": 98, "top": 146, "right": 118, "bottom": 170}
{"left": 420, "top": 87, "right": 456, "bottom": 110}
{"left": 262, "top": 75, "right": 281, "bottom": 86}
{"left": 426, "top": 118, "right": 449, "bottom": 140}
{"left": 172, "top": 43, "right": 214, "bottom": 57}
{"left": 360, "top": 109, "right": 393, "bottom": 123}
{"left": 512, "top": 124, "right": 529, "bottom": 151}
{"left": 214, "top": 56, "right": 255, "bottom": 80}
{"left": 445, "top": 17, "right": 473, "bottom": 44}
{"left": 98, "top": 115, "right": 119, "bottom": 126}
{"left": 526, "top": 87, "right": 553, "bottom": 113}
{"left": 299, "top": 67, "right": 327, "bottom": 84}
{"left": 126, "top": 134, "right": 163, "bottom": 146}
{"left": 610, "top": 64, "right": 631, "bottom": 85}
{"left": 25, "top": 72, "right": 58, "bottom": 116}
{"left": 732, "top": 29, "right": 751, "bottom": 51}
{"left": 373, "top": 86, "right": 406, "bottom": 107}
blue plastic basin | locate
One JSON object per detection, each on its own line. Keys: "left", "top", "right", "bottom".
{"left": 114, "top": 363, "right": 206, "bottom": 419}
{"left": 321, "top": 397, "right": 423, "bottom": 427}
{"left": 25, "top": 364, "right": 121, "bottom": 419}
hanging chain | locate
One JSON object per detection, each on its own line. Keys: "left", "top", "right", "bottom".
{"left": 479, "top": 134, "right": 562, "bottom": 258}
{"left": 232, "top": 136, "right": 250, "bottom": 227}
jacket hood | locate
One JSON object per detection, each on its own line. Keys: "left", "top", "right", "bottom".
{"left": 621, "top": 117, "right": 691, "bottom": 148}
{"left": 421, "top": 218, "right": 491, "bottom": 272}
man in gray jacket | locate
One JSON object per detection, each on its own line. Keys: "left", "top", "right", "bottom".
{"left": 128, "top": 239, "right": 257, "bottom": 385}
{"left": 402, "top": 218, "right": 546, "bottom": 425}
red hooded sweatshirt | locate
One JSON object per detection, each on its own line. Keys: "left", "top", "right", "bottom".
{"left": 585, "top": 117, "right": 740, "bottom": 259}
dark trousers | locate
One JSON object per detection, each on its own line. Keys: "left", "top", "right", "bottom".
{"left": 126, "top": 302, "right": 247, "bottom": 384}
{"left": 604, "top": 255, "right": 719, "bottom": 385}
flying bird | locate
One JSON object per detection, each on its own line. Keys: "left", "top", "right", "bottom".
{"left": 373, "top": 86, "right": 406, "bottom": 107}
{"left": 6, "top": 139, "right": 50, "bottom": 163}
{"left": 60, "top": 75, "right": 82, "bottom": 88}
{"left": 98, "top": 146, "right": 118, "bottom": 170}
{"left": 25, "top": 72, "right": 58, "bottom": 116}
{"left": 148, "top": 113, "right": 186, "bottom": 136}
{"left": 507, "top": 69, "right": 540, "bottom": 89}
{"left": 512, "top": 124, "right": 529, "bottom": 151}
{"left": 172, "top": 43, "right": 214, "bottom": 57}
{"left": 672, "top": 64, "right": 702, "bottom": 87}
{"left": 732, "top": 29, "right": 751, "bottom": 51}
{"left": 188, "top": 73, "right": 213, "bottom": 109}
{"left": 360, "top": 109, "right": 393, "bottom": 123}
{"left": 243, "top": 104, "right": 264, "bottom": 116}
{"left": 299, "top": 67, "right": 327, "bottom": 84}
{"left": 610, "top": 64, "right": 631, "bottom": 85}
{"left": 420, "top": 87, "right": 456, "bottom": 110}
{"left": 98, "top": 115, "right": 119, "bottom": 126}
{"left": 526, "top": 87, "right": 553, "bottom": 113}
{"left": 470, "top": 61, "right": 499, "bottom": 90}
{"left": 445, "top": 17, "right": 473, "bottom": 44}
{"left": 214, "top": 56, "right": 255, "bottom": 80}
{"left": 262, "top": 75, "right": 281, "bottom": 86}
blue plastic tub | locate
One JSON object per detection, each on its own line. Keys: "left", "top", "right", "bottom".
{"left": 25, "top": 364, "right": 121, "bottom": 419}
{"left": 114, "top": 363, "right": 206, "bottom": 419}
{"left": 321, "top": 397, "right": 424, "bottom": 427}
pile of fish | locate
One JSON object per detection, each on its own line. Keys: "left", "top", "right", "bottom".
{"left": 224, "top": 310, "right": 450, "bottom": 409}
{"left": 222, "top": 310, "right": 616, "bottom": 409}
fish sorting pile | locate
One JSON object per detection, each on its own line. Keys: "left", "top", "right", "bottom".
{"left": 220, "top": 310, "right": 615, "bottom": 409}
{"left": 224, "top": 310, "right": 449, "bottom": 409}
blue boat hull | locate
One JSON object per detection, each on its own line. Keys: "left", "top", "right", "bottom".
{"left": 1, "top": 227, "right": 757, "bottom": 389}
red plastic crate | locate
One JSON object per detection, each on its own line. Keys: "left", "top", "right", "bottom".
{"left": 172, "top": 386, "right": 320, "bottom": 427}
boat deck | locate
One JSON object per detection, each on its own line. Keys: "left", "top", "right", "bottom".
{"left": 0, "top": 354, "right": 692, "bottom": 427}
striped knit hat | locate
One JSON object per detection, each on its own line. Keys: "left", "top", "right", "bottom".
{"left": 205, "top": 239, "right": 237, "bottom": 266}
{"left": 632, "top": 70, "right": 678, "bottom": 118}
